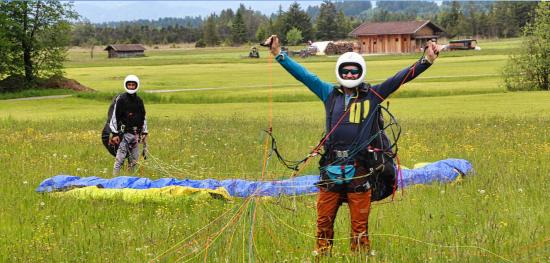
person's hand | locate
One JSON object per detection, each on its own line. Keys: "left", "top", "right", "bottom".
{"left": 264, "top": 35, "right": 281, "bottom": 57}
{"left": 140, "top": 134, "right": 148, "bottom": 144}
{"left": 110, "top": 135, "right": 120, "bottom": 145}
{"left": 425, "top": 40, "right": 443, "bottom": 63}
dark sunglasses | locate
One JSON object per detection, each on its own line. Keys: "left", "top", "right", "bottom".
{"left": 340, "top": 68, "right": 361, "bottom": 75}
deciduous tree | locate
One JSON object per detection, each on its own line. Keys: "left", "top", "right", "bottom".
{"left": 0, "top": 0, "right": 77, "bottom": 86}
{"left": 286, "top": 27, "right": 303, "bottom": 45}
{"left": 503, "top": 1, "right": 549, "bottom": 91}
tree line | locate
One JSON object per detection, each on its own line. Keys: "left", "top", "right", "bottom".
{"left": 1, "top": 0, "right": 545, "bottom": 91}
{"left": 70, "top": 1, "right": 539, "bottom": 48}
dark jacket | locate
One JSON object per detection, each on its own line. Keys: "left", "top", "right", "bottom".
{"left": 109, "top": 93, "right": 148, "bottom": 135}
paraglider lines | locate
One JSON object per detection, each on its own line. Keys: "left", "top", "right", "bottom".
{"left": 149, "top": 198, "right": 245, "bottom": 262}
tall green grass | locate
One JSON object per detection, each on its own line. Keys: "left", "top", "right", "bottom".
{"left": 0, "top": 91, "right": 548, "bottom": 261}
{"left": 1, "top": 38, "right": 546, "bottom": 262}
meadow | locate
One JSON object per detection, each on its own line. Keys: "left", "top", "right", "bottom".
{"left": 0, "top": 38, "right": 548, "bottom": 262}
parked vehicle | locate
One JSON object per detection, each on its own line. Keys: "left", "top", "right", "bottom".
{"left": 446, "top": 39, "right": 480, "bottom": 50}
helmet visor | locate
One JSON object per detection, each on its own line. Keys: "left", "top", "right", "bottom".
{"left": 125, "top": 81, "right": 138, "bottom": 90}
{"left": 338, "top": 63, "right": 363, "bottom": 78}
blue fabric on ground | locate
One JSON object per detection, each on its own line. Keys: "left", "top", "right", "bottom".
{"left": 398, "top": 158, "right": 472, "bottom": 188}
{"left": 36, "top": 158, "right": 472, "bottom": 197}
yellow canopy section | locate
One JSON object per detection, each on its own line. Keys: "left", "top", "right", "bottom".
{"left": 52, "top": 186, "right": 232, "bottom": 203}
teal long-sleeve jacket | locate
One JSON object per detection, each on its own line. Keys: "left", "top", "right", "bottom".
{"left": 275, "top": 52, "right": 431, "bottom": 104}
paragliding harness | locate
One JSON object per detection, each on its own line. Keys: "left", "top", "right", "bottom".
{"left": 101, "top": 93, "right": 148, "bottom": 159}
{"left": 318, "top": 86, "right": 400, "bottom": 200}
{"left": 266, "top": 85, "right": 401, "bottom": 201}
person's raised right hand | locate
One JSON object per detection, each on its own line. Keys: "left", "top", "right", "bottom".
{"left": 425, "top": 40, "right": 443, "bottom": 63}
{"left": 264, "top": 35, "right": 281, "bottom": 57}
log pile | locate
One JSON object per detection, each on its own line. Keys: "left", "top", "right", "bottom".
{"left": 324, "top": 41, "right": 355, "bottom": 55}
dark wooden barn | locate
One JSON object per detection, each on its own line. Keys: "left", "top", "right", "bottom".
{"left": 349, "top": 20, "right": 445, "bottom": 54}
{"left": 104, "top": 44, "right": 146, "bottom": 58}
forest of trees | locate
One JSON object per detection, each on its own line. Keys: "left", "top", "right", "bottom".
{"left": 70, "top": 1, "right": 539, "bottom": 47}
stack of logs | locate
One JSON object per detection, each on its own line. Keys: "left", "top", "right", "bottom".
{"left": 324, "top": 41, "right": 356, "bottom": 55}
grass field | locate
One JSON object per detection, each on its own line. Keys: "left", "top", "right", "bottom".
{"left": 1, "top": 38, "right": 548, "bottom": 262}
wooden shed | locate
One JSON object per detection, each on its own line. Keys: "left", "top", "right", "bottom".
{"left": 104, "top": 44, "right": 146, "bottom": 58}
{"left": 349, "top": 20, "right": 445, "bottom": 54}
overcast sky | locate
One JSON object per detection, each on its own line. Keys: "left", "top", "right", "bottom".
{"left": 72, "top": 1, "right": 325, "bottom": 23}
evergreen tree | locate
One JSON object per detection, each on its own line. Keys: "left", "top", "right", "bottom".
{"left": 512, "top": 2, "right": 538, "bottom": 30}
{"left": 437, "top": 1, "right": 464, "bottom": 38}
{"left": 236, "top": 4, "right": 267, "bottom": 42}
{"left": 463, "top": 2, "right": 479, "bottom": 37}
{"left": 281, "top": 2, "right": 313, "bottom": 42}
{"left": 255, "top": 21, "right": 270, "bottom": 42}
{"left": 490, "top": 1, "right": 538, "bottom": 38}
{"left": 491, "top": 2, "right": 517, "bottom": 38}
{"left": 316, "top": 1, "right": 338, "bottom": 40}
{"left": 203, "top": 14, "right": 219, "bottom": 46}
{"left": 336, "top": 10, "right": 352, "bottom": 39}
{"left": 217, "top": 9, "right": 234, "bottom": 41}
{"left": 231, "top": 9, "right": 247, "bottom": 45}
{"left": 272, "top": 5, "right": 287, "bottom": 43}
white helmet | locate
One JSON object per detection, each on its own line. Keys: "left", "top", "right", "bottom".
{"left": 123, "top": 75, "right": 140, "bottom": 94}
{"left": 335, "top": 52, "right": 366, "bottom": 88}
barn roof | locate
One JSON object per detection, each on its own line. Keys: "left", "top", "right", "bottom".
{"left": 104, "top": 44, "right": 146, "bottom": 52}
{"left": 349, "top": 20, "right": 445, "bottom": 36}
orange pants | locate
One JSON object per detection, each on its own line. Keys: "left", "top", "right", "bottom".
{"left": 316, "top": 188, "right": 372, "bottom": 254}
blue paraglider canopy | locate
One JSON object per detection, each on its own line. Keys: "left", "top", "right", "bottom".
{"left": 36, "top": 159, "right": 472, "bottom": 198}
